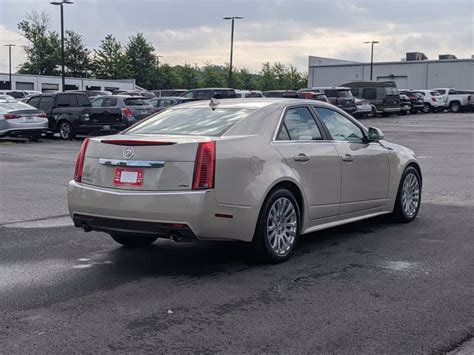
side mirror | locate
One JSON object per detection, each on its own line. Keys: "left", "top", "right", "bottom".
{"left": 368, "top": 127, "right": 384, "bottom": 142}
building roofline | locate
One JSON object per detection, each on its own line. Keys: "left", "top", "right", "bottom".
{"left": 0, "top": 72, "right": 135, "bottom": 83}
{"left": 309, "top": 58, "right": 474, "bottom": 68}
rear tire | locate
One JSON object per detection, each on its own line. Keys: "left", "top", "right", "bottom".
{"left": 449, "top": 101, "right": 462, "bottom": 113}
{"left": 422, "top": 103, "right": 431, "bottom": 113}
{"left": 58, "top": 120, "right": 75, "bottom": 140}
{"left": 252, "top": 188, "right": 300, "bottom": 263}
{"left": 110, "top": 233, "right": 158, "bottom": 247}
{"left": 392, "top": 166, "right": 422, "bottom": 223}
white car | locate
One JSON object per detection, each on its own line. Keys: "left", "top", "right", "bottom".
{"left": 68, "top": 99, "right": 422, "bottom": 263}
{"left": 235, "top": 90, "right": 264, "bottom": 98}
{"left": 415, "top": 90, "right": 445, "bottom": 113}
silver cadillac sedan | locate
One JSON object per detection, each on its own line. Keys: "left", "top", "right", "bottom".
{"left": 68, "top": 99, "right": 422, "bottom": 263}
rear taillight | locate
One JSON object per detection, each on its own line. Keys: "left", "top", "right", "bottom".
{"left": 39, "top": 112, "right": 47, "bottom": 118}
{"left": 431, "top": 97, "right": 436, "bottom": 102}
{"left": 192, "top": 141, "right": 215, "bottom": 190}
{"left": 74, "top": 138, "right": 90, "bottom": 182}
{"left": 3, "top": 113, "right": 21, "bottom": 119}
{"left": 121, "top": 108, "right": 133, "bottom": 117}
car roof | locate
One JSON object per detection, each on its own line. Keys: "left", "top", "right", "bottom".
{"left": 311, "top": 87, "right": 350, "bottom": 90}
{"left": 153, "top": 96, "right": 191, "bottom": 100}
{"left": 166, "top": 98, "right": 338, "bottom": 110}
{"left": 186, "top": 88, "right": 235, "bottom": 91}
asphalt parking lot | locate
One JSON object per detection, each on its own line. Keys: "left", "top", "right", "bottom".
{"left": 0, "top": 112, "right": 473, "bottom": 353}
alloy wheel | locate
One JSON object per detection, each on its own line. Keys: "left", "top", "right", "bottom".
{"left": 401, "top": 172, "right": 420, "bottom": 218}
{"left": 266, "top": 197, "right": 297, "bottom": 256}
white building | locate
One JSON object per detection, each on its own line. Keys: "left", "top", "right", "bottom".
{"left": 308, "top": 54, "right": 474, "bottom": 90}
{"left": 0, "top": 73, "right": 136, "bottom": 92}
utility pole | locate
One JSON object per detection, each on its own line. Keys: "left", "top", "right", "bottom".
{"left": 4, "top": 44, "right": 15, "bottom": 90}
{"left": 223, "top": 16, "right": 243, "bottom": 87}
{"left": 51, "top": 0, "right": 73, "bottom": 91}
{"left": 364, "top": 41, "right": 379, "bottom": 81}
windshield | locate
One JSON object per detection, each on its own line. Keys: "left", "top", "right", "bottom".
{"left": 126, "top": 108, "right": 254, "bottom": 136}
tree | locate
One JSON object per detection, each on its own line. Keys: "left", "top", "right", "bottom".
{"left": 176, "top": 64, "right": 200, "bottom": 89}
{"left": 233, "top": 68, "right": 256, "bottom": 90}
{"left": 64, "top": 30, "right": 90, "bottom": 77}
{"left": 256, "top": 62, "right": 277, "bottom": 91}
{"left": 154, "top": 64, "right": 183, "bottom": 89}
{"left": 92, "top": 35, "right": 130, "bottom": 79}
{"left": 201, "top": 63, "right": 226, "bottom": 87}
{"left": 125, "top": 33, "right": 156, "bottom": 89}
{"left": 17, "top": 10, "right": 60, "bottom": 75}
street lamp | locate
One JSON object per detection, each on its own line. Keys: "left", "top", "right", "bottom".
{"left": 4, "top": 44, "right": 16, "bottom": 90}
{"left": 50, "top": 0, "right": 73, "bottom": 92}
{"left": 156, "top": 55, "right": 164, "bottom": 68}
{"left": 364, "top": 41, "right": 379, "bottom": 81}
{"left": 223, "top": 16, "right": 243, "bottom": 87}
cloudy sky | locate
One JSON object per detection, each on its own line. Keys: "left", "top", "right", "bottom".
{"left": 0, "top": 0, "right": 473, "bottom": 73}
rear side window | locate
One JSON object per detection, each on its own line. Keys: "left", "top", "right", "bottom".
{"left": 277, "top": 107, "right": 322, "bottom": 141}
{"left": 56, "top": 94, "right": 77, "bottom": 107}
{"left": 196, "top": 91, "right": 211, "bottom": 99}
{"left": 38, "top": 96, "right": 53, "bottom": 111}
{"left": 28, "top": 96, "right": 41, "bottom": 107}
{"left": 124, "top": 98, "right": 148, "bottom": 106}
{"left": 127, "top": 108, "right": 253, "bottom": 136}
{"left": 362, "top": 88, "right": 377, "bottom": 100}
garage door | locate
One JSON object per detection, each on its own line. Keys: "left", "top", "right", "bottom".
{"left": 16, "top": 82, "right": 34, "bottom": 90}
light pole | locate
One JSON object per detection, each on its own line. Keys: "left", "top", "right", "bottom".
{"left": 364, "top": 41, "right": 379, "bottom": 81}
{"left": 223, "top": 16, "right": 243, "bottom": 87}
{"left": 4, "top": 44, "right": 15, "bottom": 90}
{"left": 50, "top": 0, "right": 73, "bottom": 92}
{"left": 156, "top": 55, "right": 164, "bottom": 69}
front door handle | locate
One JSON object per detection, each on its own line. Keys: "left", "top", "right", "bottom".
{"left": 341, "top": 154, "right": 354, "bottom": 162}
{"left": 294, "top": 153, "right": 310, "bottom": 162}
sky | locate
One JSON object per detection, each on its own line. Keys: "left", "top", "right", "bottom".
{"left": 0, "top": 0, "right": 473, "bottom": 74}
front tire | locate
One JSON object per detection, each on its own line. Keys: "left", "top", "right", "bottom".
{"left": 58, "top": 120, "right": 75, "bottom": 140}
{"left": 449, "top": 101, "right": 462, "bottom": 113}
{"left": 392, "top": 166, "right": 422, "bottom": 222}
{"left": 252, "top": 188, "right": 300, "bottom": 263}
{"left": 422, "top": 103, "right": 431, "bottom": 113}
{"left": 110, "top": 233, "right": 158, "bottom": 247}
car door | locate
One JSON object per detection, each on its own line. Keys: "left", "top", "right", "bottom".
{"left": 273, "top": 106, "right": 341, "bottom": 220}
{"left": 313, "top": 106, "right": 389, "bottom": 215}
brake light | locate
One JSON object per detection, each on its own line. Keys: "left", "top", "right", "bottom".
{"left": 101, "top": 139, "right": 175, "bottom": 146}
{"left": 38, "top": 112, "right": 47, "bottom": 118}
{"left": 431, "top": 97, "right": 436, "bottom": 102}
{"left": 192, "top": 141, "right": 215, "bottom": 190}
{"left": 121, "top": 108, "right": 133, "bottom": 117}
{"left": 74, "top": 138, "right": 90, "bottom": 182}
{"left": 3, "top": 113, "right": 21, "bottom": 119}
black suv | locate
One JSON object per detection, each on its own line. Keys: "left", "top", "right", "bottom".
{"left": 181, "top": 88, "right": 236, "bottom": 100}
{"left": 341, "top": 81, "right": 401, "bottom": 117}
{"left": 309, "top": 87, "right": 357, "bottom": 114}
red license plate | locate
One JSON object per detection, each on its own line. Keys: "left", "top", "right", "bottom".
{"left": 113, "top": 167, "right": 144, "bottom": 186}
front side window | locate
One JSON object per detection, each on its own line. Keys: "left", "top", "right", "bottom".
{"left": 277, "top": 107, "right": 322, "bottom": 141}
{"left": 91, "top": 98, "right": 103, "bottom": 107}
{"left": 76, "top": 94, "right": 90, "bottom": 107}
{"left": 56, "top": 94, "right": 77, "bottom": 107}
{"left": 38, "top": 96, "right": 53, "bottom": 111}
{"left": 314, "top": 107, "right": 365, "bottom": 143}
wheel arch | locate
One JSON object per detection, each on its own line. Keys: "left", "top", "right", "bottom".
{"left": 406, "top": 161, "right": 422, "bottom": 187}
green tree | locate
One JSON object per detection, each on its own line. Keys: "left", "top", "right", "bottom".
{"left": 64, "top": 30, "right": 90, "bottom": 77}
{"left": 154, "top": 64, "right": 183, "bottom": 89}
{"left": 256, "top": 62, "right": 277, "bottom": 91}
{"left": 125, "top": 33, "right": 156, "bottom": 89}
{"left": 17, "top": 10, "right": 60, "bottom": 75}
{"left": 233, "top": 68, "right": 256, "bottom": 90}
{"left": 176, "top": 64, "right": 200, "bottom": 89}
{"left": 92, "top": 34, "right": 130, "bottom": 79}
{"left": 201, "top": 63, "right": 226, "bottom": 87}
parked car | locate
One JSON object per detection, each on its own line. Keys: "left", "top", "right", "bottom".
{"left": 398, "top": 94, "right": 412, "bottom": 115}
{"left": 235, "top": 90, "right": 264, "bottom": 98}
{"left": 113, "top": 90, "right": 156, "bottom": 99}
{"left": 152, "top": 89, "right": 187, "bottom": 97}
{"left": 399, "top": 90, "right": 425, "bottom": 113}
{"left": 69, "top": 98, "right": 422, "bottom": 263}
{"left": 148, "top": 96, "right": 195, "bottom": 113}
{"left": 0, "top": 90, "right": 29, "bottom": 99}
{"left": 309, "top": 87, "right": 357, "bottom": 114}
{"left": 182, "top": 88, "right": 237, "bottom": 100}
{"left": 91, "top": 95, "right": 154, "bottom": 127}
{"left": 431, "top": 88, "right": 474, "bottom": 112}
{"left": 263, "top": 90, "right": 299, "bottom": 98}
{"left": 68, "top": 90, "right": 112, "bottom": 98}
{"left": 414, "top": 90, "right": 445, "bottom": 113}
{"left": 0, "top": 95, "right": 48, "bottom": 141}
{"left": 26, "top": 92, "right": 124, "bottom": 140}
{"left": 297, "top": 90, "right": 329, "bottom": 102}
{"left": 353, "top": 97, "right": 375, "bottom": 118}
{"left": 341, "top": 81, "right": 401, "bottom": 117}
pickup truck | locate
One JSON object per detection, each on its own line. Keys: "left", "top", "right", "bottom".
{"left": 26, "top": 92, "right": 125, "bottom": 139}
{"left": 432, "top": 88, "right": 474, "bottom": 113}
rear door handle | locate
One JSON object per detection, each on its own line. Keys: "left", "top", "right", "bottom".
{"left": 294, "top": 153, "right": 310, "bottom": 162}
{"left": 341, "top": 154, "right": 354, "bottom": 162}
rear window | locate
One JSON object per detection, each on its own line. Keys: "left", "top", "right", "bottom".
{"left": 126, "top": 108, "right": 253, "bottom": 136}
{"left": 324, "top": 90, "right": 352, "bottom": 98}
{"left": 124, "top": 98, "right": 149, "bottom": 106}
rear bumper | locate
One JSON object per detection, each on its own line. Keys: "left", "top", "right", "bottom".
{"left": 67, "top": 181, "right": 257, "bottom": 242}
{"left": 381, "top": 107, "right": 401, "bottom": 113}
{"left": 74, "top": 123, "right": 126, "bottom": 134}
{"left": 340, "top": 106, "right": 357, "bottom": 113}
{"left": 0, "top": 127, "right": 47, "bottom": 137}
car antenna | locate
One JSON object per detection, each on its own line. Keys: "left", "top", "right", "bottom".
{"left": 209, "top": 97, "right": 220, "bottom": 111}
